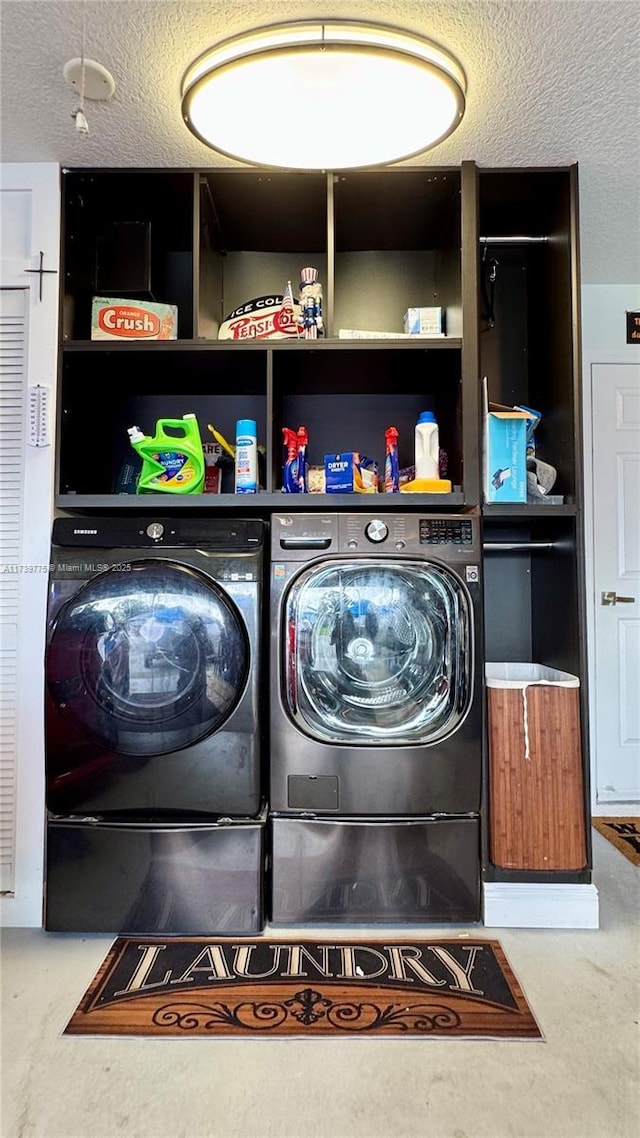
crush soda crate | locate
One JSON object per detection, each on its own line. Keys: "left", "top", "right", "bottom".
{"left": 91, "top": 297, "right": 177, "bottom": 340}
{"left": 485, "top": 663, "right": 587, "bottom": 871}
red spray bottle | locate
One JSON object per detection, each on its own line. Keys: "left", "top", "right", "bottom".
{"left": 296, "top": 425, "right": 309, "bottom": 492}
{"left": 385, "top": 426, "right": 400, "bottom": 492}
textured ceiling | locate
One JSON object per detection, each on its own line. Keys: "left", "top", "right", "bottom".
{"left": 1, "top": 0, "right": 639, "bottom": 283}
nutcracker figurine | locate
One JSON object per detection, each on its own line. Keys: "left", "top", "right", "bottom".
{"left": 299, "top": 266, "right": 324, "bottom": 339}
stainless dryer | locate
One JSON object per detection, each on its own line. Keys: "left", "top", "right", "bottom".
{"left": 269, "top": 511, "right": 483, "bottom": 924}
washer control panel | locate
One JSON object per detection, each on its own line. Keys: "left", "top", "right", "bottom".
{"left": 419, "top": 518, "right": 474, "bottom": 545}
{"left": 273, "top": 513, "right": 479, "bottom": 559}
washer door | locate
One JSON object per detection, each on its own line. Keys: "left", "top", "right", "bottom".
{"left": 47, "top": 561, "right": 249, "bottom": 755}
{"left": 284, "top": 559, "right": 472, "bottom": 744}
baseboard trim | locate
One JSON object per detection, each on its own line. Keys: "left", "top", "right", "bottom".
{"left": 483, "top": 882, "right": 600, "bottom": 929}
{"left": 592, "top": 805, "right": 639, "bottom": 815}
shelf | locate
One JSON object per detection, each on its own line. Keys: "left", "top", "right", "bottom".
{"left": 484, "top": 866, "right": 592, "bottom": 886}
{"left": 61, "top": 337, "right": 463, "bottom": 352}
{"left": 55, "top": 492, "right": 466, "bottom": 511}
{"left": 61, "top": 339, "right": 272, "bottom": 353}
{"left": 297, "top": 338, "right": 462, "bottom": 350}
{"left": 482, "top": 503, "right": 577, "bottom": 517}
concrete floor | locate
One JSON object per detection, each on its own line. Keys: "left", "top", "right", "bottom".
{"left": 1, "top": 829, "right": 638, "bottom": 1138}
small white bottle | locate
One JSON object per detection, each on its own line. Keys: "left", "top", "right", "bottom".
{"left": 234, "top": 418, "right": 258, "bottom": 493}
{"left": 415, "top": 411, "right": 439, "bottom": 480}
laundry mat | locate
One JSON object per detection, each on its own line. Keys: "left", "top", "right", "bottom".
{"left": 64, "top": 938, "right": 542, "bottom": 1039}
{"left": 592, "top": 817, "right": 640, "bottom": 866}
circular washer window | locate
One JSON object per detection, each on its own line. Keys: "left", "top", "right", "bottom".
{"left": 284, "top": 559, "right": 472, "bottom": 744}
{"left": 47, "top": 561, "right": 249, "bottom": 755}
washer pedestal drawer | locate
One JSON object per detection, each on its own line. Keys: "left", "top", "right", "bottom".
{"left": 269, "top": 814, "right": 480, "bottom": 925}
{"left": 45, "top": 812, "right": 266, "bottom": 935}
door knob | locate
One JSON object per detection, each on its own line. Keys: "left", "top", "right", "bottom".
{"left": 601, "top": 591, "right": 636, "bottom": 606}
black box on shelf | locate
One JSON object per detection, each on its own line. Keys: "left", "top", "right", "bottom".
{"left": 95, "top": 221, "right": 151, "bottom": 295}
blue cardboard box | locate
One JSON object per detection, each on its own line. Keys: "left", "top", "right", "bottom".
{"left": 483, "top": 379, "right": 537, "bottom": 503}
{"left": 485, "top": 412, "right": 529, "bottom": 502}
{"left": 324, "top": 452, "right": 378, "bottom": 493}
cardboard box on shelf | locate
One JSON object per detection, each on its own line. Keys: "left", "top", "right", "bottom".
{"left": 202, "top": 441, "right": 224, "bottom": 494}
{"left": 483, "top": 378, "right": 537, "bottom": 503}
{"left": 91, "top": 297, "right": 177, "bottom": 340}
{"left": 403, "top": 307, "right": 444, "bottom": 335}
{"left": 324, "top": 453, "right": 378, "bottom": 494}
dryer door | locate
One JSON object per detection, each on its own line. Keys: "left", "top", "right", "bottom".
{"left": 47, "top": 561, "right": 249, "bottom": 756}
{"left": 284, "top": 559, "right": 472, "bottom": 744}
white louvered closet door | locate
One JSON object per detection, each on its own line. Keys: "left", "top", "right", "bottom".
{"left": 0, "top": 164, "right": 59, "bottom": 926}
{"left": 0, "top": 290, "right": 28, "bottom": 891}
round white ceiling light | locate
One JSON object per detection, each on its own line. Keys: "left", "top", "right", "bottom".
{"left": 181, "top": 21, "right": 466, "bottom": 170}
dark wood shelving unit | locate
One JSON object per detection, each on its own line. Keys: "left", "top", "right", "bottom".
{"left": 476, "top": 161, "right": 591, "bottom": 894}
{"left": 56, "top": 161, "right": 592, "bottom": 909}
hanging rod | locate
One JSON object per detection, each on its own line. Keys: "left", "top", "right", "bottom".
{"left": 479, "top": 236, "right": 549, "bottom": 245}
{"left": 483, "top": 541, "right": 556, "bottom": 551}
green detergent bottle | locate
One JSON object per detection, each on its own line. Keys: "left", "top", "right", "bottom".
{"left": 127, "top": 413, "right": 205, "bottom": 494}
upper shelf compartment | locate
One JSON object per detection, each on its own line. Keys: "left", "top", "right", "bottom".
{"left": 62, "top": 170, "right": 196, "bottom": 342}
{"left": 197, "top": 168, "right": 463, "bottom": 343}
{"left": 199, "top": 171, "right": 328, "bottom": 341}
{"left": 333, "top": 169, "right": 462, "bottom": 340}
{"left": 62, "top": 168, "right": 465, "bottom": 350}
{"left": 478, "top": 167, "right": 572, "bottom": 238}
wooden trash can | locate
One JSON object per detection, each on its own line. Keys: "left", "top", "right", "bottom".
{"left": 486, "top": 664, "right": 587, "bottom": 871}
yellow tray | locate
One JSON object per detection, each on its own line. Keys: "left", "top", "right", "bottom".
{"left": 400, "top": 478, "right": 452, "bottom": 493}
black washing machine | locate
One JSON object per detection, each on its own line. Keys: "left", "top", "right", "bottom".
{"left": 268, "top": 511, "right": 483, "bottom": 925}
{"left": 44, "top": 515, "right": 266, "bottom": 934}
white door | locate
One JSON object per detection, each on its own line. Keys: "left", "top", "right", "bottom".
{"left": 0, "top": 163, "right": 59, "bottom": 926}
{"left": 592, "top": 361, "right": 640, "bottom": 804}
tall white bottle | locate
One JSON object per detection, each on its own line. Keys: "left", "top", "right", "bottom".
{"left": 415, "top": 410, "right": 439, "bottom": 480}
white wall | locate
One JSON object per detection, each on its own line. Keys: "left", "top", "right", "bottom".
{"left": 582, "top": 288, "right": 640, "bottom": 352}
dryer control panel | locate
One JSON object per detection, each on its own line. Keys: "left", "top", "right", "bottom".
{"left": 272, "top": 513, "right": 480, "bottom": 561}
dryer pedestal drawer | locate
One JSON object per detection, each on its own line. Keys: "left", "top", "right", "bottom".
{"left": 269, "top": 815, "right": 480, "bottom": 925}
{"left": 45, "top": 815, "right": 265, "bottom": 935}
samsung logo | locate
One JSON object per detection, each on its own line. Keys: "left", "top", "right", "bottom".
{"left": 73, "top": 528, "right": 98, "bottom": 535}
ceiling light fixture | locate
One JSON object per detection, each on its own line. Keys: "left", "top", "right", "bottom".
{"left": 181, "top": 21, "right": 466, "bottom": 170}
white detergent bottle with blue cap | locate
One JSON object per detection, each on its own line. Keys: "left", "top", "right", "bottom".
{"left": 415, "top": 410, "right": 439, "bottom": 480}
{"left": 235, "top": 418, "right": 258, "bottom": 493}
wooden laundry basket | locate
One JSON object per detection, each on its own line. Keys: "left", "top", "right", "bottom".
{"left": 486, "top": 665, "right": 587, "bottom": 871}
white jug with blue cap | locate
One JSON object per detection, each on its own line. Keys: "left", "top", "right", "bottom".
{"left": 415, "top": 410, "right": 439, "bottom": 480}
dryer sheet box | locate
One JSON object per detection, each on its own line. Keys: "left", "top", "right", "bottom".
{"left": 324, "top": 452, "right": 379, "bottom": 493}
{"left": 403, "top": 307, "right": 444, "bottom": 335}
{"left": 483, "top": 378, "right": 537, "bottom": 503}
